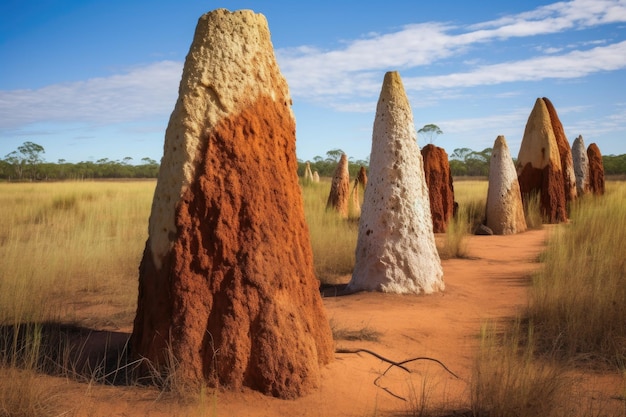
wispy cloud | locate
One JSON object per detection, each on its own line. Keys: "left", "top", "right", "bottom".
{"left": 470, "top": 0, "right": 626, "bottom": 32}
{"left": 279, "top": 0, "right": 626, "bottom": 103}
{"left": 403, "top": 40, "right": 626, "bottom": 90}
{"left": 0, "top": 61, "right": 181, "bottom": 129}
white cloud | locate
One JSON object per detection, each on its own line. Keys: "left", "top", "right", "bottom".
{"left": 279, "top": 0, "right": 626, "bottom": 103}
{"left": 470, "top": 0, "right": 626, "bottom": 31}
{"left": 403, "top": 40, "right": 626, "bottom": 90}
{"left": 0, "top": 61, "right": 182, "bottom": 129}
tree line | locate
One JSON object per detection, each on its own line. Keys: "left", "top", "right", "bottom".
{"left": 2, "top": 141, "right": 626, "bottom": 181}
{"left": 1, "top": 141, "right": 159, "bottom": 180}
{"left": 297, "top": 147, "right": 495, "bottom": 177}
{"left": 298, "top": 147, "right": 626, "bottom": 178}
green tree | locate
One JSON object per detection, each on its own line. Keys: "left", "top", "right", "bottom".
{"left": 325, "top": 148, "right": 345, "bottom": 162}
{"left": 418, "top": 124, "right": 443, "bottom": 144}
{"left": 3, "top": 141, "right": 45, "bottom": 180}
{"left": 451, "top": 147, "right": 473, "bottom": 161}
{"left": 464, "top": 147, "right": 492, "bottom": 176}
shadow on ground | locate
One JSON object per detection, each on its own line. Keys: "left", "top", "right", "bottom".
{"left": 0, "top": 322, "right": 134, "bottom": 385}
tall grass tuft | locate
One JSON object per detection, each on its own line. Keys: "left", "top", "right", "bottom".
{"left": 471, "top": 320, "right": 568, "bottom": 417}
{"left": 529, "top": 182, "right": 626, "bottom": 366}
{"left": 523, "top": 190, "right": 543, "bottom": 229}
{"left": 0, "top": 367, "right": 61, "bottom": 417}
{"left": 438, "top": 205, "right": 470, "bottom": 260}
{"left": 439, "top": 180, "right": 487, "bottom": 259}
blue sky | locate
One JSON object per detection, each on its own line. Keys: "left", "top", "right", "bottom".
{"left": 1, "top": 0, "right": 625, "bottom": 164}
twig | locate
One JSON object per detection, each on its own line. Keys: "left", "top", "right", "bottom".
{"left": 335, "top": 348, "right": 412, "bottom": 373}
{"left": 336, "top": 348, "right": 459, "bottom": 402}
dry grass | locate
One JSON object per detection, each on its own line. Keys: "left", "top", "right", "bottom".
{"left": 0, "top": 181, "right": 153, "bottom": 327}
{"left": 470, "top": 181, "right": 626, "bottom": 417}
{"left": 301, "top": 179, "right": 359, "bottom": 284}
{"left": 0, "top": 181, "right": 154, "bottom": 416}
{"left": 471, "top": 320, "right": 569, "bottom": 417}
{"left": 529, "top": 182, "right": 626, "bottom": 367}
{"left": 438, "top": 180, "right": 487, "bottom": 259}
{"left": 523, "top": 190, "right": 544, "bottom": 229}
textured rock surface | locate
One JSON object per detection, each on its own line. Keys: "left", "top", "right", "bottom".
{"left": 516, "top": 98, "right": 568, "bottom": 223}
{"left": 326, "top": 153, "right": 351, "bottom": 217}
{"left": 421, "top": 144, "right": 455, "bottom": 233}
{"left": 543, "top": 97, "right": 577, "bottom": 202}
{"left": 347, "top": 71, "right": 444, "bottom": 294}
{"left": 130, "top": 9, "right": 334, "bottom": 399}
{"left": 485, "top": 136, "right": 527, "bottom": 235}
{"left": 572, "top": 135, "right": 590, "bottom": 196}
{"left": 587, "top": 143, "right": 605, "bottom": 195}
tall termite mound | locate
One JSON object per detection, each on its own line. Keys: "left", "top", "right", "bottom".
{"left": 485, "top": 136, "right": 527, "bottom": 235}
{"left": 304, "top": 161, "right": 314, "bottom": 183}
{"left": 543, "top": 97, "right": 577, "bottom": 202}
{"left": 572, "top": 135, "right": 590, "bottom": 196}
{"left": 587, "top": 143, "right": 605, "bottom": 195}
{"left": 347, "top": 71, "right": 444, "bottom": 294}
{"left": 130, "top": 8, "right": 334, "bottom": 399}
{"left": 516, "top": 98, "right": 568, "bottom": 223}
{"left": 326, "top": 153, "right": 351, "bottom": 218}
{"left": 421, "top": 144, "right": 455, "bottom": 233}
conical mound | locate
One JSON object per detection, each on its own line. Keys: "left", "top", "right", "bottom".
{"left": 347, "top": 71, "right": 444, "bottom": 294}
{"left": 130, "top": 9, "right": 333, "bottom": 399}
{"left": 572, "top": 135, "right": 590, "bottom": 196}
{"left": 587, "top": 143, "right": 605, "bottom": 195}
{"left": 326, "top": 153, "right": 351, "bottom": 218}
{"left": 516, "top": 98, "right": 568, "bottom": 223}
{"left": 486, "top": 136, "right": 527, "bottom": 235}
{"left": 421, "top": 144, "right": 455, "bottom": 233}
{"left": 542, "top": 97, "right": 577, "bottom": 202}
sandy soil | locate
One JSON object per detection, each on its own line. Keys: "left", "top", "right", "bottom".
{"left": 31, "top": 227, "right": 625, "bottom": 416}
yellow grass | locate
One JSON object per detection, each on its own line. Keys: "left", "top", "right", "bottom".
{"left": 0, "top": 181, "right": 153, "bottom": 327}
{"left": 301, "top": 179, "right": 359, "bottom": 284}
{"left": 471, "top": 181, "right": 626, "bottom": 417}
{"left": 529, "top": 181, "right": 626, "bottom": 366}
{"left": 438, "top": 180, "right": 487, "bottom": 259}
{"left": 471, "top": 320, "right": 568, "bottom": 417}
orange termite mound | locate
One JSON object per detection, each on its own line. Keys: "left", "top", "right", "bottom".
{"left": 421, "top": 144, "right": 455, "bottom": 233}
{"left": 130, "top": 9, "right": 333, "bottom": 399}
{"left": 326, "top": 153, "right": 351, "bottom": 218}
{"left": 587, "top": 143, "right": 605, "bottom": 195}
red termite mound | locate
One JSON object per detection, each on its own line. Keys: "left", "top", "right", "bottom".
{"left": 421, "top": 144, "right": 455, "bottom": 233}
{"left": 587, "top": 143, "right": 605, "bottom": 195}
{"left": 130, "top": 9, "right": 333, "bottom": 399}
